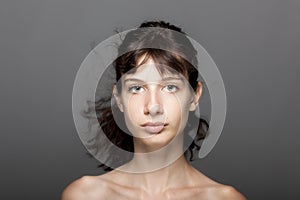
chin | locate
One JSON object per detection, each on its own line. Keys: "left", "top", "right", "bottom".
{"left": 134, "top": 131, "right": 180, "bottom": 152}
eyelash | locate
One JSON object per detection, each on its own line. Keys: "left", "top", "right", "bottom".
{"left": 163, "top": 85, "right": 179, "bottom": 93}
{"left": 128, "top": 84, "right": 179, "bottom": 94}
{"left": 128, "top": 85, "right": 144, "bottom": 93}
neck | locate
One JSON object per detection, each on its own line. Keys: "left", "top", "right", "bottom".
{"left": 129, "top": 133, "right": 185, "bottom": 172}
{"left": 117, "top": 134, "right": 198, "bottom": 194}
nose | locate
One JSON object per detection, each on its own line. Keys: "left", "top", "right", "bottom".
{"left": 143, "top": 87, "right": 163, "bottom": 116}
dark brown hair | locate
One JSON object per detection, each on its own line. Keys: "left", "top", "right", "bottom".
{"left": 84, "top": 21, "right": 209, "bottom": 171}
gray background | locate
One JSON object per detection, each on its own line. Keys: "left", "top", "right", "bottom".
{"left": 1, "top": 0, "right": 299, "bottom": 199}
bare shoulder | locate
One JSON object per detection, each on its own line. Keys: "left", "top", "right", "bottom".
{"left": 209, "top": 184, "right": 247, "bottom": 200}
{"left": 61, "top": 175, "right": 109, "bottom": 200}
{"left": 189, "top": 168, "right": 247, "bottom": 200}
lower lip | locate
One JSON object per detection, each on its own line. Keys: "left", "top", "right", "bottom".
{"left": 144, "top": 125, "right": 164, "bottom": 134}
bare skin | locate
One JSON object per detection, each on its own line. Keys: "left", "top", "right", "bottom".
{"left": 62, "top": 59, "right": 247, "bottom": 199}
{"left": 62, "top": 155, "right": 247, "bottom": 200}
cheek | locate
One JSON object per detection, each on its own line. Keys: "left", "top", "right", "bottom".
{"left": 165, "top": 95, "right": 191, "bottom": 128}
{"left": 163, "top": 95, "right": 186, "bottom": 121}
{"left": 122, "top": 94, "right": 144, "bottom": 124}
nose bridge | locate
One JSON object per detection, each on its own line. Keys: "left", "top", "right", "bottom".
{"left": 144, "top": 83, "right": 163, "bottom": 115}
{"left": 147, "top": 84, "right": 160, "bottom": 105}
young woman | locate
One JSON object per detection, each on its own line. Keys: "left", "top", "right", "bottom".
{"left": 62, "top": 21, "right": 247, "bottom": 199}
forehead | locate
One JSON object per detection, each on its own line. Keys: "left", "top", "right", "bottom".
{"left": 122, "top": 58, "right": 185, "bottom": 83}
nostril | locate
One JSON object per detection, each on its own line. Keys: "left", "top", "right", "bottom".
{"left": 148, "top": 104, "right": 163, "bottom": 115}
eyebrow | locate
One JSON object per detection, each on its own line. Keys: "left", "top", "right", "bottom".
{"left": 123, "top": 77, "right": 186, "bottom": 84}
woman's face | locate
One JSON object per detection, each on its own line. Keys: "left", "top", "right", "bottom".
{"left": 113, "top": 58, "right": 202, "bottom": 151}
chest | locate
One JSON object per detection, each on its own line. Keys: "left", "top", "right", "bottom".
{"left": 102, "top": 186, "right": 210, "bottom": 200}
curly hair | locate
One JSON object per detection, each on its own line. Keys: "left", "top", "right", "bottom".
{"left": 83, "top": 21, "right": 209, "bottom": 171}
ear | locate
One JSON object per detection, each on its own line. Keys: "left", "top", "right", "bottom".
{"left": 113, "top": 84, "right": 124, "bottom": 112}
{"left": 189, "top": 82, "right": 202, "bottom": 111}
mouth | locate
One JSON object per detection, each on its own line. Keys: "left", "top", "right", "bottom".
{"left": 141, "top": 122, "right": 167, "bottom": 134}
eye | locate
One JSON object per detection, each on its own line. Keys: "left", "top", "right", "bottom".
{"left": 128, "top": 85, "right": 145, "bottom": 93}
{"left": 162, "top": 85, "right": 179, "bottom": 93}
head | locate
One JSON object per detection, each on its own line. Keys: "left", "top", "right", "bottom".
{"left": 91, "top": 21, "right": 208, "bottom": 170}
{"left": 112, "top": 21, "right": 204, "bottom": 151}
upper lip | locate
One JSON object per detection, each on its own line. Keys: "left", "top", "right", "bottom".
{"left": 141, "top": 122, "right": 166, "bottom": 126}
